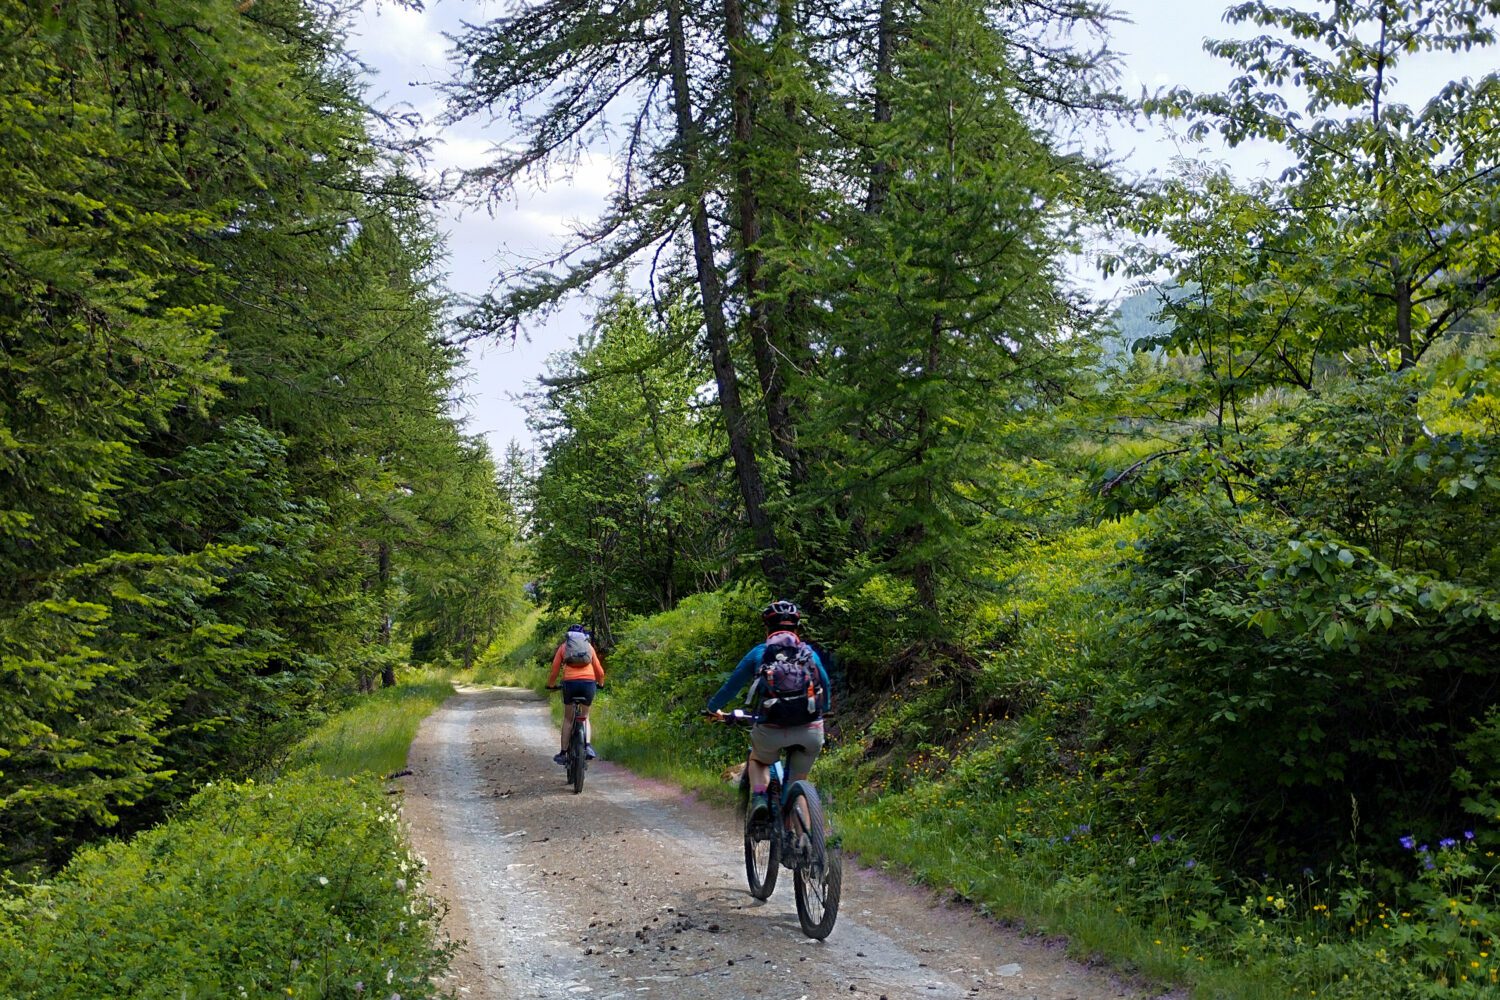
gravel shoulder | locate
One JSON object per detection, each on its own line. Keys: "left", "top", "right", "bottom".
{"left": 398, "top": 684, "right": 1181, "bottom": 1000}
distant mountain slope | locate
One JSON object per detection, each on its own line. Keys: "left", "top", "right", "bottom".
{"left": 1100, "top": 286, "right": 1185, "bottom": 366}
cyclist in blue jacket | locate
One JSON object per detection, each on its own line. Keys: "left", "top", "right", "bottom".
{"left": 707, "top": 600, "right": 831, "bottom": 822}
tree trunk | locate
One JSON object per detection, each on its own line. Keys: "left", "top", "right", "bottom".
{"left": 378, "top": 541, "right": 396, "bottom": 688}
{"left": 1394, "top": 266, "right": 1414, "bottom": 371}
{"left": 912, "top": 312, "right": 943, "bottom": 617}
{"left": 666, "top": 0, "right": 784, "bottom": 576}
{"left": 725, "top": 0, "right": 806, "bottom": 485}
{"left": 864, "top": 0, "right": 897, "bottom": 215}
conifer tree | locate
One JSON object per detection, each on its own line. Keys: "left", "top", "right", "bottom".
{"left": 790, "top": 0, "right": 1086, "bottom": 632}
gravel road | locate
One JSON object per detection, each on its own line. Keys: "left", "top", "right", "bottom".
{"left": 399, "top": 685, "right": 1180, "bottom": 1000}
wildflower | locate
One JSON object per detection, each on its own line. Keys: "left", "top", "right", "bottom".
{"left": 318, "top": 876, "right": 329, "bottom": 886}
{"left": 1465, "top": 830, "right": 1476, "bottom": 841}
{"left": 1400, "top": 835, "right": 1416, "bottom": 850}
{"left": 1440, "top": 838, "right": 1457, "bottom": 850}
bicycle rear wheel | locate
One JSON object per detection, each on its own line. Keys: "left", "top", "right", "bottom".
{"left": 741, "top": 772, "right": 778, "bottom": 899}
{"left": 786, "top": 781, "right": 840, "bottom": 939}
{"left": 569, "top": 710, "right": 586, "bottom": 794}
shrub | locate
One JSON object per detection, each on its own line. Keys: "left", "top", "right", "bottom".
{"left": 0, "top": 770, "right": 451, "bottom": 999}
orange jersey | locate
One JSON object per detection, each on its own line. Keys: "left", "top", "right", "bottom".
{"left": 547, "top": 643, "right": 605, "bottom": 685}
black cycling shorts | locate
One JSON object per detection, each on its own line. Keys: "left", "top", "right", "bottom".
{"left": 561, "top": 679, "right": 597, "bottom": 704}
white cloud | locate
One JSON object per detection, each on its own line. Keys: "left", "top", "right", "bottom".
{"left": 349, "top": 5, "right": 448, "bottom": 75}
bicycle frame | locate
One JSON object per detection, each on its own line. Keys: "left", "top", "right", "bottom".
{"left": 562, "top": 694, "right": 590, "bottom": 793}
{"left": 708, "top": 708, "right": 841, "bottom": 938}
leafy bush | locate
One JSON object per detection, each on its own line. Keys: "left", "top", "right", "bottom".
{"left": 1107, "top": 370, "right": 1500, "bottom": 875}
{"left": 596, "top": 584, "right": 768, "bottom": 784}
{"left": 0, "top": 771, "right": 451, "bottom": 999}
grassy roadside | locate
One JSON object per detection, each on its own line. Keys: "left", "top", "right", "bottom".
{"left": 469, "top": 605, "right": 550, "bottom": 689}
{"left": 587, "top": 575, "right": 1470, "bottom": 1000}
{"left": 289, "top": 666, "right": 457, "bottom": 777}
{"left": 0, "top": 670, "right": 461, "bottom": 999}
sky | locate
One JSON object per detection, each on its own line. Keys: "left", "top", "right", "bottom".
{"left": 344, "top": 0, "right": 1496, "bottom": 456}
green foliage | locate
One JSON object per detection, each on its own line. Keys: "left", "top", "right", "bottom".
{"left": 590, "top": 584, "right": 768, "bottom": 784}
{"left": 527, "top": 289, "right": 731, "bottom": 645}
{"left": 787, "top": 0, "right": 1089, "bottom": 631}
{"left": 288, "top": 668, "right": 456, "bottom": 779}
{"left": 1105, "top": 365, "right": 1500, "bottom": 873}
{"left": 0, "top": 0, "right": 528, "bottom": 870}
{"left": 0, "top": 771, "right": 451, "bottom": 999}
{"left": 1124, "top": 0, "right": 1500, "bottom": 379}
{"left": 470, "top": 606, "right": 552, "bottom": 688}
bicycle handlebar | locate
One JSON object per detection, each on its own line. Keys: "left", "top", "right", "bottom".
{"left": 703, "top": 708, "right": 758, "bottom": 726}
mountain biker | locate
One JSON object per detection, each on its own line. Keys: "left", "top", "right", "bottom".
{"left": 706, "top": 600, "right": 831, "bottom": 823}
{"left": 546, "top": 624, "right": 605, "bottom": 764}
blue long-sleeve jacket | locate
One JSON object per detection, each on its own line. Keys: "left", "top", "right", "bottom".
{"left": 707, "top": 642, "right": 831, "bottom": 715}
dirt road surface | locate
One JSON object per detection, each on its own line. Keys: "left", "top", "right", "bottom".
{"left": 400, "top": 686, "right": 1181, "bottom": 1000}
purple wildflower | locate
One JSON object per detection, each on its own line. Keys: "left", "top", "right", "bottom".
{"left": 1439, "top": 838, "right": 1457, "bottom": 850}
{"left": 1399, "top": 835, "right": 1416, "bottom": 850}
{"left": 1464, "top": 830, "right": 1475, "bottom": 841}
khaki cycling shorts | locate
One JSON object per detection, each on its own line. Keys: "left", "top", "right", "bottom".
{"left": 749, "top": 720, "right": 825, "bottom": 781}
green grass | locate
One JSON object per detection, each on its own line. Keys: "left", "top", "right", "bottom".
{"left": 469, "top": 605, "right": 551, "bottom": 688}
{"left": 0, "top": 770, "right": 452, "bottom": 999}
{"left": 287, "top": 667, "right": 456, "bottom": 777}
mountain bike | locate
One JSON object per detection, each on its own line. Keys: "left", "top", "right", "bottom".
{"left": 706, "top": 709, "right": 841, "bottom": 939}
{"left": 547, "top": 686, "right": 592, "bottom": 794}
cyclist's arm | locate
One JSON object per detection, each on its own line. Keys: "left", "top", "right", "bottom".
{"left": 590, "top": 646, "right": 605, "bottom": 685}
{"left": 706, "top": 646, "right": 762, "bottom": 712}
{"left": 545, "top": 645, "right": 564, "bottom": 687}
{"left": 810, "top": 650, "right": 832, "bottom": 713}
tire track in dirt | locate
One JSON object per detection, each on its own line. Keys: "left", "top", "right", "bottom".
{"left": 400, "top": 685, "right": 1180, "bottom": 1000}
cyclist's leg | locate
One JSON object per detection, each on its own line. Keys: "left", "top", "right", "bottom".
{"left": 782, "top": 719, "right": 825, "bottom": 783}
{"left": 782, "top": 721, "right": 826, "bottom": 836}
{"left": 560, "top": 679, "right": 597, "bottom": 752}
{"left": 746, "top": 726, "right": 783, "bottom": 813}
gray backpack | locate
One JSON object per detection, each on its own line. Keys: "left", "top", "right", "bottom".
{"left": 563, "top": 630, "right": 593, "bottom": 665}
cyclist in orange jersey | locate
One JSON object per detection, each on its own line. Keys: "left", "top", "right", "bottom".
{"left": 547, "top": 624, "right": 605, "bottom": 764}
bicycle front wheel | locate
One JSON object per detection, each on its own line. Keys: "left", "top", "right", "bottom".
{"left": 569, "top": 715, "right": 586, "bottom": 794}
{"left": 742, "top": 772, "right": 778, "bottom": 899}
{"left": 786, "top": 781, "right": 840, "bottom": 939}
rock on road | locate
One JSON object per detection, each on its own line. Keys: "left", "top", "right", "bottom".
{"left": 399, "top": 686, "right": 1178, "bottom": 1000}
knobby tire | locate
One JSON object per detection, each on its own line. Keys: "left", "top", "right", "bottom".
{"left": 741, "top": 772, "right": 778, "bottom": 899}
{"left": 786, "top": 780, "right": 840, "bottom": 939}
{"left": 568, "top": 708, "right": 586, "bottom": 794}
